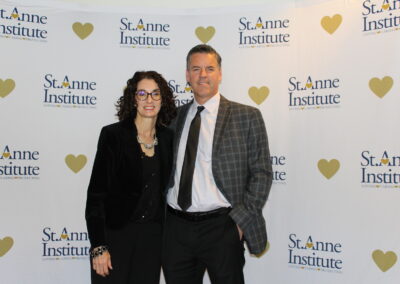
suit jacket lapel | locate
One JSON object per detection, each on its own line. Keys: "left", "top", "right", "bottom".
{"left": 171, "top": 101, "right": 192, "bottom": 182}
{"left": 212, "top": 95, "right": 231, "bottom": 158}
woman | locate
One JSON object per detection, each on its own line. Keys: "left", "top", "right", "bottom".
{"left": 85, "top": 71, "right": 176, "bottom": 283}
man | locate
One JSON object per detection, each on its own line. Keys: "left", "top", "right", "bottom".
{"left": 163, "top": 44, "right": 272, "bottom": 284}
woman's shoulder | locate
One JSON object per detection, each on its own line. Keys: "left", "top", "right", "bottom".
{"left": 157, "top": 124, "right": 174, "bottom": 139}
{"left": 102, "top": 121, "right": 122, "bottom": 130}
{"left": 157, "top": 124, "right": 173, "bottom": 133}
{"left": 101, "top": 118, "right": 132, "bottom": 133}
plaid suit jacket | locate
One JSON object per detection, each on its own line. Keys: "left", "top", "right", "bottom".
{"left": 168, "top": 95, "right": 272, "bottom": 255}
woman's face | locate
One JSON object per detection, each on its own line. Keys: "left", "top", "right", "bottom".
{"left": 135, "top": 78, "right": 162, "bottom": 120}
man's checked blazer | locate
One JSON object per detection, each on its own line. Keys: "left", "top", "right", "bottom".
{"left": 167, "top": 95, "right": 273, "bottom": 255}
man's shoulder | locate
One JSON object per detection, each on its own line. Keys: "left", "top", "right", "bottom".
{"left": 221, "top": 95, "right": 260, "bottom": 115}
{"left": 174, "top": 101, "right": 193, "bottom": 118}
{"left": 177, "top": 101, "right": 192, "bottom": 112}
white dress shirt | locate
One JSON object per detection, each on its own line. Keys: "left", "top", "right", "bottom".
{"left": 167, "top": 93, "right": 231, "bottom": 212}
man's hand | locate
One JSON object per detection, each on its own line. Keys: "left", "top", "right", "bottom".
{"left": 237, "top": 224, "right": 244, "bottom": 240}
{"left": 92, "top": 251, "right": 112, "bottom": 277}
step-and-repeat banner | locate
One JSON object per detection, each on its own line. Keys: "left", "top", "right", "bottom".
{"left": 1, "top": 0, "right": 399, "bottom": 283}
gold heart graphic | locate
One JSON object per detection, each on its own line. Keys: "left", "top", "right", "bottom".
{"left": 372, "top": 250, "right": 397, "bottom": 272}
{"left": 137, "top": 24, "right": 144, "bottom": 29}
{"left": 0, "top": 237, "right": 14, "bottom": 257}
{"left": 382, "top": 4, "right": 390, "bottom": 10}
{"left": 11, "top": 13, "right": 18, "bottom": 19}
{"left": 65, "top": 154, "right": 87, "bottom": 173}
{"left": 306, "top": 242, "right": 313, "bottom": 248}
{"left": 2, "top": 152, "right": 10, "bottom": 158}
{"left": 185, "top": 86, "right": 192, "bottom": 92}
{"left": 369, "top": 76, "right": 393, "bottom": 98}
{"left": 306, "top": 83, "right": 313, "bottom": 88}
{"left": 318, "top": 159, "right": 340, "bottom": 179}
{"left": 0, "top": 79, "right": 16, "bottom": 98}
{"left": 381, "top": 158, "right": 389, "bottom": 165}
{"left": 62, "top": 82, "right": 69, "bottom": 88}
{"left": 248, "top": 86, "right": 269, "bottom": 105}
{"left": 60, "top": 234, "right": 68, "bottom": 239}
{"left": 321, "top": 14, "right": 342, "bottom": 34}
{"left": 72, "top": 22, "right": 94, "bottom": 40}
{"left": 195, "top": 26, "right": 215, "bottom": 44}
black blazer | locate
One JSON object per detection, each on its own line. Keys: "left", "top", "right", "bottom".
{"left": 85, "top": 117, "right": 173, "bottom": 248}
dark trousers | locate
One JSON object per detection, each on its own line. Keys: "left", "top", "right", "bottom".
{"left": 162, "top": 210, "right": 245, "bottom": 284}
{"left": 91, "top": 222, "right": 162, "bottom": 284}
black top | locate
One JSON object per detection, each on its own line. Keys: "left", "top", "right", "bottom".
{"left": 131, "top": 149, "right": 162, "bottom": 223}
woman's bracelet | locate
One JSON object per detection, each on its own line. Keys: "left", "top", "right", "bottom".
{"left": 90, "top": 245, "right": 109, "bottom": 258}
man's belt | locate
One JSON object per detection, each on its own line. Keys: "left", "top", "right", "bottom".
{"left": 167, "top": 205, "right": 231, "bottom": 222}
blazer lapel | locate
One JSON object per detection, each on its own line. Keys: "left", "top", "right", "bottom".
{"left": 169, "top": 101, "right": 192, "bottom": 187}
{"left": 173, "top": 102, "right": 191, "bottom": 157}
{"left": 212, "top": 95, "right": 231, "bottom": 158}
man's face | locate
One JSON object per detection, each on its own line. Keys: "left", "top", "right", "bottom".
{"left": 186, "top": 53, "right": 222, "bottom": 104}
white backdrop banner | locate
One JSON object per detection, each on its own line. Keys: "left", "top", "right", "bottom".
{"left": 1, "top": 0, "right": 399, "bottom": 283}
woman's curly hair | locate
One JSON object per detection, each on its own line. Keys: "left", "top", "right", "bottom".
{"left": 116, "top": 71, "right": 177, "bottom": 126}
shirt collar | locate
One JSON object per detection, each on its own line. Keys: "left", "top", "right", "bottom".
{"left": 192, "top": 92, "right": 220, "bottom": 114}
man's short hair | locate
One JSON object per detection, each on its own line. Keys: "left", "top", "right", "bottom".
{"left": 186, "top": 44, "right": 222, "bottom": 70}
